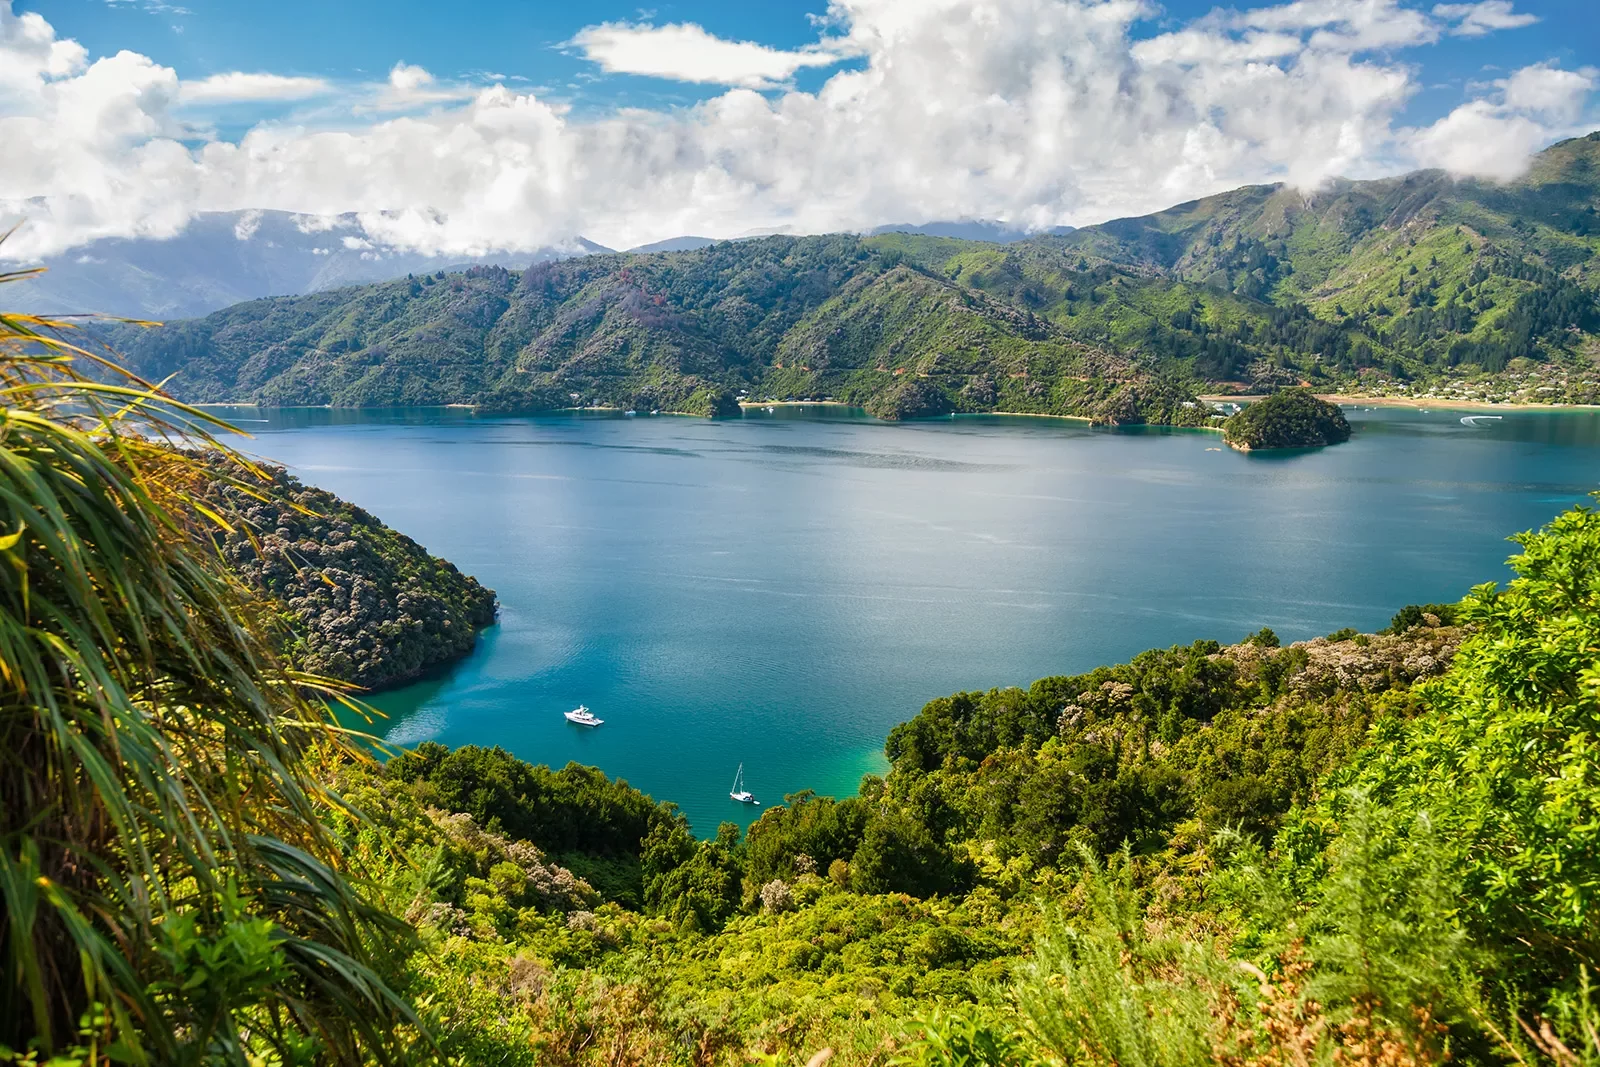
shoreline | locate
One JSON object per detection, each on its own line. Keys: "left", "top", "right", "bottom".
{"left": 1200, "top": 393, "right": 1600, "bottom": 414}
{"left": 739, "top": 400, "right": 852, "bottom": 408}
{"left": 980, "top": 410, "right": 1093, "bottom": 423}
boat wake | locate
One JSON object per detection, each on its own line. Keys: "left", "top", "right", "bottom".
{"left": 1460, "top": 415, "right": 1504, "bottom": 426}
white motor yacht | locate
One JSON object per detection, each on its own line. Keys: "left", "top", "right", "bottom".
{"left": 564, "top": 705, "right": 604, "bottom": 727}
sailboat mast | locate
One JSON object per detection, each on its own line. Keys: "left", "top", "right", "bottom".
{"left": 732, "top": 763, "right": 743, "bottom": 792}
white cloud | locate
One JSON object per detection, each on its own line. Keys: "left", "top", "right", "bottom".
{"left": 1410, "top": 63, "right": 1596, "bottom": 179}
{"left": 1499, "top": 63, "right": 1596, "bottom": 121}
{"left": 0, "top": 0, "right": 1590, "bottom": 261}
{"left": 352, "top": 61, "right": 475, "bottom": 113}
{"left": 388, "top": 62, "right": 433, "bottom": 92}
{"left": 1, "top": 3, "right": 87, "bottom": 87}
{"left": 1224, "top": 0, "right": 1438, "bottom": 52}
{"left": 1432, "top": 1, "right": 1538, "bottom": 36}
{"left": 570, "top": 21, "right": 851, "bottom": 88}
{"left": 179, "top": 71, "right": 331, "bottom": 104}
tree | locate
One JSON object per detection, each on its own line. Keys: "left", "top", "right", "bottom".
{"left": 1328, "top": 499, "right": 1600, "bottom": 998}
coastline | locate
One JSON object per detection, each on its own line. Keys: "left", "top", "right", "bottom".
{"left": 1201, "top": 393, "right": 1600, "bottom": 414}
{"left": 739, "top": 400, "right": 853, "bottom": 408}
{"left": 981, "top": 410, "right": 1094, "bottom": 423}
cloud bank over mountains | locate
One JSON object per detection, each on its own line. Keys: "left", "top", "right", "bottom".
{"left": 0, "top": 0, "right": 1594, "bottom": 261}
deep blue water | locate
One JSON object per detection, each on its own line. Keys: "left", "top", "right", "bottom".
{"left": 225, "top": 404, "right": 1600, "bottom": 835}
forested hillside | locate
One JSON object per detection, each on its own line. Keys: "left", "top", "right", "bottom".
{"left": 105, "top": 237, "right": 1210, "bottom": 425}
{"left": 1032, "top": 130, "right": 1600, "bottom": 396}
{"left": 207, "top": 458, "right": 498, "bottom": 689}
{"left": 103, "top": 133, "right": 1600, "bottom": 418}
{"left": 322, "top": 500, "right": 1600, "bottom": 1067}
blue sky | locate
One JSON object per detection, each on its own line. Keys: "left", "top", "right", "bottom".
{"left": 24, "top": 0, "right": 1597, "bottom": 126}
{"left": 3, "top": 0, "right": 1597, "bottom": 256}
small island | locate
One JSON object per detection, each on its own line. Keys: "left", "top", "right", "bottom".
{"left": 1222, "top": 388, "right": 1352, "bottom": 451}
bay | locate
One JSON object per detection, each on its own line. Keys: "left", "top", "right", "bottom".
{"left": 226, "top": 404, "right": 1600, "bottom": 835}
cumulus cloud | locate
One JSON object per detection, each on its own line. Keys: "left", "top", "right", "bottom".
{"left": 1432, "top": 0, "right": 1539, "bottom": 36}
{"left": 1411, "top": 63, "right": 1597, "bottom": 179}
{"left": 570, "top": 21, "right": 851, "bottom": 88}
{"left": 388, "top": 62, "right": 433, "bottom": 93}
{"left": 352, "top": 61, "right": 476, "bottom": 113}
{"left": 0, "top": 0, "right": 1591, "bottom": 261}
{"left": 179, "top": 71, "right": 331, "bottom": 104}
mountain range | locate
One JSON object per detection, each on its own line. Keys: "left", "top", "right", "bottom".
{"left": 11, "top": 215, "right": 1081, "bottom": 322}
{"left": 15, "top": 210, "right": 609, "bottom": 321}
{"left": 96, "top": 131, "right": 1600, "bottom": 419}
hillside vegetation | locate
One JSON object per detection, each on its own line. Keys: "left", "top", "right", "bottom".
{"left": 105, "top": 133, "right": 1600, "bottom": 418}
{"left": 1221, "top": 388, "right": 1352, "bottom": 450}
{"left": 318, "top": 499, "right": 1600, "bottom": 1067}
{"left": 205, "top": 458, "right": 497, "bottom": 690}
{"left": 1036, "top": 130, "right": 1600, "bottom": 399}
{"left": 106, "top": 239, "right": 1210, "bottom": 426}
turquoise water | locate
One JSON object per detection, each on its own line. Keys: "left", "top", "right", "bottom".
{"left": 227, "top": 404, "right": 1600, "bottom": 835}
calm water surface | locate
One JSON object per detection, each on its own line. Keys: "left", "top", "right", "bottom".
{"left": 225, "top": 405, "right": 1600, "bottom": 834}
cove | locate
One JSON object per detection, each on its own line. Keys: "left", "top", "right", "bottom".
{"left": 226, "top": 404, "right": 1600, "bottom": 836}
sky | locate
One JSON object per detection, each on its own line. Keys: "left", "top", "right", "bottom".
{"left": 1, "top": 0, "right": 1597, "bottom": 258}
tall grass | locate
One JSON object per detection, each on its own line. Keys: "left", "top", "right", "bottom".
{"left": 0, "top": 266, "right": 419, "bottom": 1063}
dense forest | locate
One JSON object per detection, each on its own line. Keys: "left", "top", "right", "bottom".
{"left": 1221, "top": 388, "right": 1352, "bottom": 450}
{"left": 203, "top": 457, "right": 498, "bottom": 689}
{"left": 102, "top": 242, "right": 1215, "bottom": 427}
{"left": 99, "top": 133, "right": 1600, "bottom": 418}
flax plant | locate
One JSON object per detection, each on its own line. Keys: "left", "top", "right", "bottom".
{"left": 0, "top": 265, "right": 421, "bottom": 1064}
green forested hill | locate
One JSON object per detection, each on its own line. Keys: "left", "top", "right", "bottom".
{"left": 1029, "top": 130, "right": 1600, "bottom": 393}
{"left": 108, "top": 237, "right": 1210, "bottom": 425}
{"left": 108, "top": 133, "right": 1600, "bottom": 416}
{"left": 208, "top": 459, "right": 498, "bottom": 689}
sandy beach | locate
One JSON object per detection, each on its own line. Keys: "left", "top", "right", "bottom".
{"left": 1200, "top": 394, "right": 1600, "bottom": 414}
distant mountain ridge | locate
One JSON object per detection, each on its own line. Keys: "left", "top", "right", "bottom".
{"left": 104, "top": 238, "right": 1208, "bottom": 425}
{"left": 867, "top": 220, "right": 1077, "bottom": 243}
{"left": 101, "top": 132, "right": 1600, "bottom": 414}
{"left": 15, "top": 210, "right": 609, "bottom": 320}
{"left": 624, "top": 220, "right": 1076, "bottom": 255}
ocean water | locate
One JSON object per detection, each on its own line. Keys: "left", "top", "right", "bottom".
{"left": 224, "top": 404, "right": 1600, "bottom": 834}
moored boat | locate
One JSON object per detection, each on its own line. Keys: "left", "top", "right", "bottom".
{"left": 564, "top": 705, "right": 604, "bottom": 727}
{"left": 729, "top": 763, "right": 758, "bottom": 804}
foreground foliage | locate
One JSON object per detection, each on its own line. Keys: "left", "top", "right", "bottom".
{"left": 0, "top": 286, "right": 418, "bottom": 1061}
{"left": 351, "top": 502, "right": 1599, "bottom": 1067}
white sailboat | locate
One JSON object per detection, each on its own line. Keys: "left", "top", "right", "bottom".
{"left": 729, "top": 763, "right": 759, "bottom": 805}
{"left": 564, "top": 705, "right": 604, "bottom": 727}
